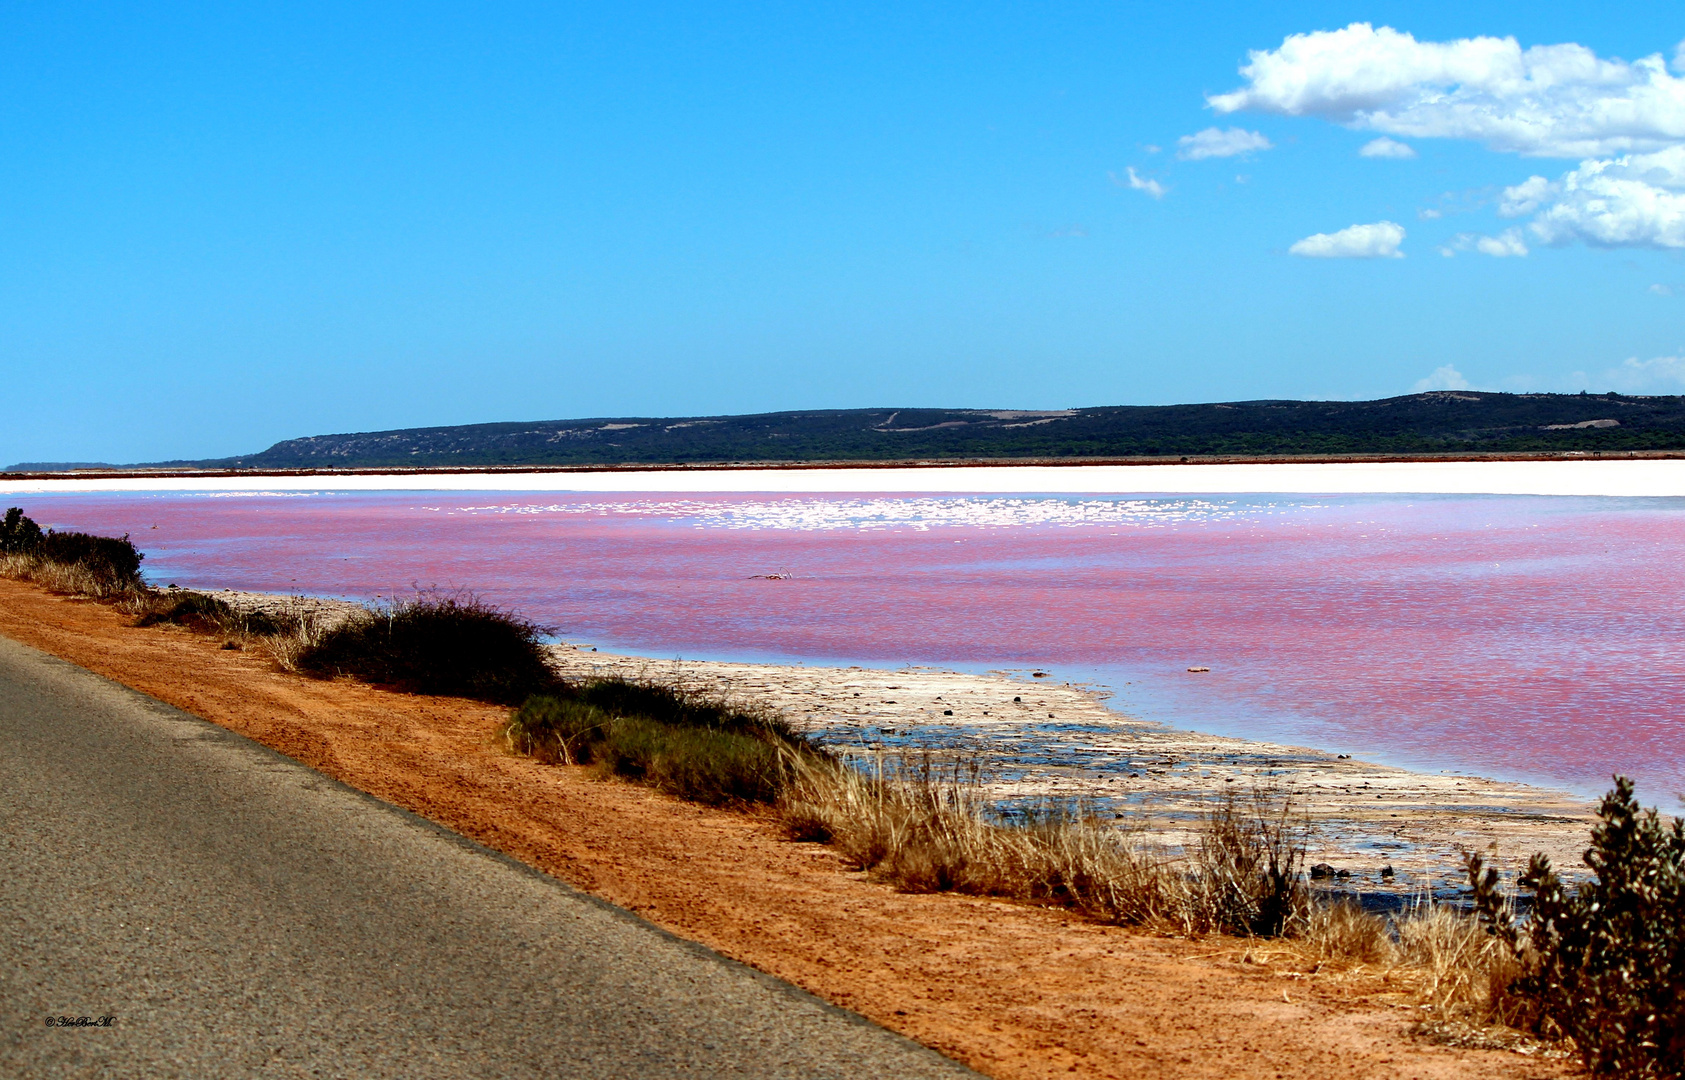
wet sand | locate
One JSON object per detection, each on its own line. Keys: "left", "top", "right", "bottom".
{"left": 544, "top": 644, "right": 1598, "bottom": 895}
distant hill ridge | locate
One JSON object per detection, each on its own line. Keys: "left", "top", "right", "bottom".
{"left": 12, "top": 391, "right": 1685, "bottom": 472}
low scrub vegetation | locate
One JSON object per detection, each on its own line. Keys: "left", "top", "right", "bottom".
{"left": 1466, "top": 777, "right": 1683, "bottom": 1078}
{"left": 504, "top": 686, "right": 1682, "bottom": 1074}
{"left": 0, "top": 507, "right": 330, "bottom": 657}
{"left": 0, "top": 507, "right": 145, "bottom": 598}
{"left": 503, "top": 683, "right": 816, "bottom": 804}
{"left": 781, "top": 753, "right": 1309, "bottom": 936}
{"left": 132, "top": 590, "right": 283, "bottom": 636}
{"left": 296, "top": 593, "right": 558, "bottom": 704}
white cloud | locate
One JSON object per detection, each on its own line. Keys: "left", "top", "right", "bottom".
{"left": 1477, "top": 229, "right": 1529, "bottom": 256}
{"left": 1359, "top": 136, "right": 1417, "bottom": 159}
{"left": 1600, "top": 354, "right": 1685, "bottom": 391}
{"left": 1413, "top": 365, "right": 1472, "bottom": 392}
{"left": 1111, "top": 167, "right": 1167, "bottom": 199}
{"left": 1499, "top": 175, "right": 1554, "bottom": 216}
{"left": 1438, "top": 228, "right": 1529, "bottom": 256}
{"left": 1525, "top": 146, "right": 1685, "bottom": 247}
{"left": 1289, "top": 220, "right": 1405, "bottom": 258}
{"left": 1418, "top": 207, "right": 1443, "bottom": 219}
{"left": 1651, "top": 283, "right": 1677, "bottom": 295}
{"left": 1176, "top": 127, "right": 1273, "bottom": 160}
{"left": 1209, "top": 23, "right": 1685, "bottom": 158}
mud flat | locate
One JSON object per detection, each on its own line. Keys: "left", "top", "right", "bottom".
{"left": 548, "top": 645, "right": 1597, "bottom": 895}
{"left": 208, "top": 587, "right": 1597, "bottom": 895}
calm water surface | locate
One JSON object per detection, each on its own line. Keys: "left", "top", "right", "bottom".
{"left": 22, "top": 490, "right": 1685, "bottom": 801}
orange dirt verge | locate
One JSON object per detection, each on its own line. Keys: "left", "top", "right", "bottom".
{"left": 0, "top": 578, "right": 1578, "bottom": 1080}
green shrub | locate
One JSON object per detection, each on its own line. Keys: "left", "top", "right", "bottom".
{"left": 502, "top": 696, "right": 609, "bottom": 765}
{"left": 38, "top": 530, "right": 143, "bottom": 585}
{"left": 503, "top": 681, "right": 816, "bottom": 805}
{"left": 132, "top": 591, "right": 282, "bottom": 635}
{"left": 1469, "top": 777, "right": 1684, "bottom": 1077}
{"left": 1, "top": 507, "right": 43, "bottom": 553}
{"left": 297, "top": 593, "right": 559, "bottom": 704}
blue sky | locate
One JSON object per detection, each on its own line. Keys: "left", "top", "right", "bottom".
{"left": 4, "top": 2, "right": 1685, "bottom": 464}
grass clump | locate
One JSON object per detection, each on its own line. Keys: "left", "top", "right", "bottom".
{"left": 0, "top": 507, "right": 145, "bottom": 598}
{"left": 297, "top": 593, "right": 557, "bottom": 704}
{"left": 503, "top": 680, "right": 817, "bottom": 805}
{"left": 131, "top": 590, "right": 285, "bottom": 636}
{"left": 1466, "top": 776, "right": 1683, "bottom": 1078}
{"left": 780, "top": 753, "right": 1309, "bottom": 936}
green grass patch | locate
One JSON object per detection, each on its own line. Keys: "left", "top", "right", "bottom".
{"left": 503, "top": 681, "right": 819, "bottom": 805}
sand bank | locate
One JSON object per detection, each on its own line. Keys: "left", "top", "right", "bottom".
{"left": 6, "top": 457, "right": 1685, "bottom": 496}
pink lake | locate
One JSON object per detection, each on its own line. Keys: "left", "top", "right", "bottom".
{"left": 19, "top": 490, "right": 1685, "bottom": 801}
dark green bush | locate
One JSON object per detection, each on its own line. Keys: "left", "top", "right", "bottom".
{"left": 503, "top": 680, "right": 817, "bottom": 805}
{"left": 1, "top": 507, "right": 43, "bottom": 553}
{"left": 1469, "top": 776, "right": 1684, "bottom": 1078}
{"left": 296, "top": 593, "right": 558, "bottom": 704}
{"left": 38, "top": 530, "right": 143, "bottom": 584}
{"left": 133, "top": 591, "right": 282, "bottom": 635}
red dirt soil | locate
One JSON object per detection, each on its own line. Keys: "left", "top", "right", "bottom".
{"left": 0, "top": 578, "right": 1578, "bottom": 1080}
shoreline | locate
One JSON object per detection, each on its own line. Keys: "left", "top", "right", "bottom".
{"left": 217, "top": 586, "right": 1600, "bottom": 895}
{"left": 7, "top": 456, "right": 1685, "bottom": 496}
{"left": 544, "top": 641, "right": 1596, "bottom": 897}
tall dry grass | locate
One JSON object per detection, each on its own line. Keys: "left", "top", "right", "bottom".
{"left": 780, "top": 751, "right": 1309, "bottom": 936}
{"left": 0, "top": 550, "right": 142, "bottom": 600}
{"left": 780, "top": 748, "right": 1554, "bottom": 1042}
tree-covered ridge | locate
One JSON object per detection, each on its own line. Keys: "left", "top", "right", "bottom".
{"left": 14, "top": 391, "right": 1685, "bottom": 472}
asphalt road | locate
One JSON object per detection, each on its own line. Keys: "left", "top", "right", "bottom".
{"left": 0, "top": 634, "right": 978, "bottom": 1079}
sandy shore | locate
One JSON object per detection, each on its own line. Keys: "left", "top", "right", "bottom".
{"left": 544, "top": 644, "right": 1596, "bottom": 895}
{"left": 201, "top": 588, "right": 1598, "bottom": 891}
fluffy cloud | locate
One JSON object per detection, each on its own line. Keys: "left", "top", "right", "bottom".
{"left": 1439, "top": 228, "right": 1529, "bottom": 256}
{"left": 1498, "top": 175, "right": 1553, "bottom": 216}
{"left": 1522, "top": 146, "right": 1685, "bottom": 247}
{"left": 1289, "top": 220, "right": 1405, "bottom": 258}
{"left": 1209, "top": 23, "right": 1685, "bottom": 158}
{"left": 1111, "top": 167, "right": 1167, "bottom": 198}
{"left": 1176, "top": 127, "right": 1273, "bottom": 160}
{"left": 1359, "top": 136, "right": 1417, "bottom": 159}
{"left": 1413, "top": 365, "right": 1471, "bottom": 392}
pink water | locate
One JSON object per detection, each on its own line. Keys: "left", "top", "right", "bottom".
{"left": 21, "top": 491, "right": 1685, "bottom": 801}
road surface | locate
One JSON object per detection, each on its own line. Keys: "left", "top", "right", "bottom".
{"left": 0, "top": 634, "right": 977, "bottom": 1079}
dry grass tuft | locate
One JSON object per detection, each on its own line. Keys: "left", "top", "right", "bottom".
{"left": 0, "top": 551, "right": 143, "bottom": 600}
{"left": 1395, "top": 902, "right": 1528, "bottom": 1024}
{"left": 780, "top": 752, "right": 1309, "bottom": 936}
